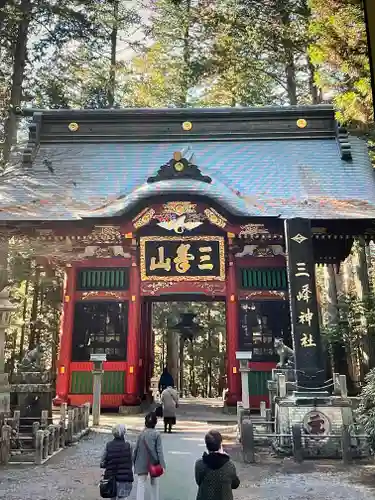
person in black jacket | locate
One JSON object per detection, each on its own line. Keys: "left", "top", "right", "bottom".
{"left": 195, "top": 430, "right": 240, "bottom": 500}
{"left": 100, "top": 423, "right": 134, "bottom": 499}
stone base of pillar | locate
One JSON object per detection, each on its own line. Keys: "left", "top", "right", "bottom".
{"left": 11, "top": 372, "right": 53, "bottom": 418}
{"left": 224, "top": 390, "right": 239, "bottom": 408}
{"left": 122, "top": 393, "right": 142, "bottom": 406}
{"left": 53, "top": 395, "right": 68, "bottom": 407}
{"left": 119, "top": 405, "right": 143, "bottom": 415}
{"left": 274, "top": 391, "right": 366, "bottom": 458}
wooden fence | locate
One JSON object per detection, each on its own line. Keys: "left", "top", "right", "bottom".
{"left": 0, "top": 402, "right": 91, "bottom": 466}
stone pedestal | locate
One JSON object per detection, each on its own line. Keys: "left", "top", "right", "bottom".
{"left": 271, "top": 371, "right": 366, "bottom": 458}
{"left": 10, "top": 372, "right": 53, "bottom": 419}
{"left": 274, "top": 391, "right": 353, "bottom": 457}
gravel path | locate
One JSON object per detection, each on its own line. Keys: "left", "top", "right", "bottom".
{"left": 1, "top": 409, "right": 375, "bottom": 500}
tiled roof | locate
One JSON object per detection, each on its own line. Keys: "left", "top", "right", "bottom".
{"left": 0, "top": 106, "right": 374, "bottom": 221}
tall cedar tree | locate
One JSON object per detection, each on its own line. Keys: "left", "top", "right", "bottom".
{"left": 309, "top": 0, "right": 373, "bottom": 129}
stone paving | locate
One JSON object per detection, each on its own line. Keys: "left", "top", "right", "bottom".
{"left": 1, "top": 401, "right": 375, "bottom": 500}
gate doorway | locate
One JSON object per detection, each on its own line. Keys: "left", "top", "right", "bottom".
{"left": 140, "top": 296, "right": 227, "bottom": 401}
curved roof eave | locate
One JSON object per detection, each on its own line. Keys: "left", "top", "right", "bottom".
{"left": 77, "top": 179, "right": 278, "bottom": 219}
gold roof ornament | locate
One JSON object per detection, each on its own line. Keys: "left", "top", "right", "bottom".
{"left": 182, "top": 121, "right": 192, "bottom": 131}
{"left": 174, "top": 161, "right": 185, "bottom": 172}
{"left": 68, "top": 122, "right": 79, "bottom": 131}
{"left": 296, "top": 118, "right": 307, "bottom": 129}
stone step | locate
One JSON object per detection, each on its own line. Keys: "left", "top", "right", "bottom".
{"left": 19, "top": 425, "right": 34, "bottom": 431}
{"left": 9, "top": 451, "right": 35, "bottom": 463}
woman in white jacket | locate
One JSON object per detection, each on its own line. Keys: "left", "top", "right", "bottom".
{"left": 161, "top": 385, "right": 179, "bottom": 433}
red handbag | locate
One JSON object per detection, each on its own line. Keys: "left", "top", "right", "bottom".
{"left": 144, "top": 438, "right": 164, "bottom": 478}
{"left": 148, "top": 463, "right": 164, "bottom": 478}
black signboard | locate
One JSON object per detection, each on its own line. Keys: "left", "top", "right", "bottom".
{"left": 284, "top": 219, "right": 326, "bottom": 388}
{"left": 140, "top": 236, "right": 225, "bottom": 281}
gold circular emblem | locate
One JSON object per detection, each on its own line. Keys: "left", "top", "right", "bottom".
{"left": 182, "top": 121, "right": 192, "bottom": 131}
{"left": 174, "top": 162, "right": 184, "bottom": 172}
{"left": 296, "top": 118, "right": 307, "bottom": 129}
{"left": 68, "top": 122, "right": 79, "bottom": 132}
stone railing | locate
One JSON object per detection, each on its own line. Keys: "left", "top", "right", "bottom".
{"left": 34, "top": 422, "right": 65, "bottom": 465}
{"left": 0, "top": 421, "right": 11, "bottom": 465}
{"left": 58, "top": 402, "right": 91, "bottom": 445}
{"left": 0, "top": 403, "right": 91, "bottom": 466}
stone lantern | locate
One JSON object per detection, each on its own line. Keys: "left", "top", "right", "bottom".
{"left": 0, "top": 289, "right": 15, "bottom": 414}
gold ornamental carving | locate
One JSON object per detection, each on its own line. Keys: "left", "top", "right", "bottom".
{"left": 242, "top": 291, "right": 286, "bottom": 299}
{"left": 239, "top": 223, "right": 269, "bottom": 237}
{"left": 161, "top": 201, "right": 197, "bottom": 216}
{"left": 204, "top": 208, "right": 227, "bottom": 229}
{"left": 81, "top": 291, "right": 123, "bottom": 300}
{"left": 132, "top": 202, "right": 229, "bottom": 234}
{"left": 133, "top": 208, "right": 156, "bottom": 229}
{"left": 141, "top": 282, "right": 175, "bottom": 295}
{"left": 88, "top": 226, "right": 122, "bottom": 243}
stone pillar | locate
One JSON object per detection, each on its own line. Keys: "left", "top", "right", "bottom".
{"left": 239, "top": 367, "right": 250, "bottom": 410}
{"left": 284, "top": 219, "right": 325, "bottom": 389}
{"left": 91, "top": 356, "right": 105, "bottom": 427}
{"left": 225, "top": 241, "right": 240, "bottom": 405}
{"left": 125, "top": 249, "right": 141, "bottom": 405}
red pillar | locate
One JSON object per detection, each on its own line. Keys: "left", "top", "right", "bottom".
{"left": 139, "top": 300, "right": 146, "bottom": 400}
{"left": 55, "top": 265, "right": 76, "bottom": 405}
{"left": 145, "top": 302, "right": 153, "bottom": 397}
{"left": 124, "top": 254, "right": 141, "bottom": 406}
{"left": 225, "top": 251, "right": 241, "bottom": 406}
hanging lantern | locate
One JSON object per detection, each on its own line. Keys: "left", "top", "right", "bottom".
{"left": 171, "top": 312, "right": 202, "bottom": 341}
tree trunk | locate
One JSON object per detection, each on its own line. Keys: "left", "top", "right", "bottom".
{"left": 179, "top": 337, "right": 184, "bottom": 397}
{"left": 28, "top": 266, "right": 40, "bottom": 349}
{"left": 281, "top": 9, "right": 297, "bottom": 105}
{"left": 2, "top": 0, "right": 31, "bottom": 165}
{"left": 285, "top": 54, "right": 297, "bottom": 105}
{"left": 166, "top": 328, "right": 178, "bottom": 387}
{"left": 365, "top": 242, "right": 373, "bottom": 290}
{"left": 324, "top": 264, "right": 351, "bottom": 379}
{"left": 353, "top": 237, "right": 372, "bottom": 374}
{"left": 108, "top": 0, "right": 119, "bottom": 108}
{"left": 179, "top": 0, "right": 191, "bottom": 107}
{"left": 207, "top": 308, "right": 212, "bottom": 398}
{"left": 18, "top": 278, "right": 29, "bottom": 362}
{"left": 50, "top": 307, "right": 59, "bottom": 391}
{"left": 308, "top": 59, "right": 321, "bottom": 104}
{"left": 190, "top": 340, "right": 196, "bottom": 396}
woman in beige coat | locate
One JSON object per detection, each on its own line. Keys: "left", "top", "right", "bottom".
{"left": 161, "top": 386, "right": 179, "bottom": 433}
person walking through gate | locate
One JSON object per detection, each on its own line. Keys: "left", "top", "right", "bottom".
{"left": 160, "top": 385, "right": 179, "bottom": 433}
{"left": 100, "top": 424, "right": 134, "bottom": 499}
{"left": 133, "top": 412, "right": 166, "bottom": 500}
{"left": 158, "top": 366, "right": 174, "bottom": 394}
{"left": 195, "top": 430, "right": 240, "bottom": 500}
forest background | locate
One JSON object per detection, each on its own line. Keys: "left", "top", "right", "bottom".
{"left": 0, "top": 0, "right": 374, "bottom": 397}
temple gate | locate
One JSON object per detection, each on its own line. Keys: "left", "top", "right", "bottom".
{"left": 1, "top": 105, "right": 375, "bottom": 412}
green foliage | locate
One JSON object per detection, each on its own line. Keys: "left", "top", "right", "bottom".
{"left": 356, "top": 368, "right": 375, "bottom": 449}
{"left": 152, "top": 301, "right": 226, "bottom": 397}
{"left": 5, "top": 241, "right": 63, "bottom": 379}
{"left": 309, "top": 0, "right": 373, "bottom": 128}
